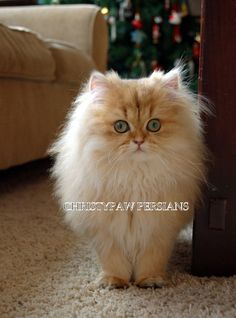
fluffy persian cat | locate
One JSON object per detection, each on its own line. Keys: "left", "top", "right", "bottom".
{"left": 50, "top": 68, "right": 207, "bottom": 288}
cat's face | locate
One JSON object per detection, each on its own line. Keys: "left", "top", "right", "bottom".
{"left": 80, "top": 70, "right": 201, "bottom": 164}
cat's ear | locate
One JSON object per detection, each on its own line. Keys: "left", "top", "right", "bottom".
{"left": 150, "top": 68, "right": 182, "bottom": 90}
{"left": 88, "top": 71, "right": 108, "bottom": 91}
{"left": 162, "top": 68, "right": 182, "bottom": 90}
{"left": 149, "top": 70, "right": 164, "bottom": 81}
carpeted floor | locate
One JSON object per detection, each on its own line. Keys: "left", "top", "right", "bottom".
{"left": 0, "top": 160, "right": 236, "bottom": 318}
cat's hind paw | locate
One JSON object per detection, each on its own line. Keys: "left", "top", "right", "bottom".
{"left": 136, "top": 276, "right": 165, "bottom": 289}
{"left": 96, "top": 274, "right": 129, "bottom": 289}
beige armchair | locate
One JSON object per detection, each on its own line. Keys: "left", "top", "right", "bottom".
{"left": 0, "top": 5, "right": 108, "bottom": 170}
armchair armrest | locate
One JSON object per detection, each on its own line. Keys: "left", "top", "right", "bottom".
{"left": 0, "top": 4, "right": 108, "bottom": 72}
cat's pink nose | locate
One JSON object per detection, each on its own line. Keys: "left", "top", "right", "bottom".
{"left": 133, "top": 140, "right": 144, "bottom": 146}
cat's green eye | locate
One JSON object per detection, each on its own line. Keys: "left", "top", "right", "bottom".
{"left": 114, "top": 120, "right": 130, "bottom": 133}
{"left": 146, "top": 119, "right": 161, "bottom": 132}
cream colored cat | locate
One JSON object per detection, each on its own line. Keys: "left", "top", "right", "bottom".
{"left": 50, "top": 68, "right": 207, "bottom": 288}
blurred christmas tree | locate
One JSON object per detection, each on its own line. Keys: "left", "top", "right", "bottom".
{"left": 48, "top": 0, "right": 200, "bottom": 91}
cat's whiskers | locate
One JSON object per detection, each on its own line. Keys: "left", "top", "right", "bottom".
{"left": 145, "top": 144, "right": 205, "bottom": 184}
{"left": 163, "top": 148, "right": 207, "bottom": 183}
{"left": 92, "top": 146, "right": 126, "bottom": 188}
{"left": 106, "top": 147, "right": 124, "bottom": 169}
{"left": 146, "top": 145, "right": 172, "bottom": 172}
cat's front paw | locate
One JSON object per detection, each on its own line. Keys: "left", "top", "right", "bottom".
{"left": 96, "top": 273, "right": 129, "bottom": 289}
{"left": 136, "top": 276, "right": 165, "bottom": 289}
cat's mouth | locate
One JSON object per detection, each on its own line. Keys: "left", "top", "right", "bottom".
{"left": 135, "top": 146, "right": 144, "bottom": 153}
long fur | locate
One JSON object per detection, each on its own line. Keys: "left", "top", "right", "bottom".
{"left": 50, "top": 69, "right": 208, "bottom": 287}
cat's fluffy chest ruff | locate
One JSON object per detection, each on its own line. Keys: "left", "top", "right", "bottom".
{"left": 64, "top": 160, "right": 192, "bottom": 257}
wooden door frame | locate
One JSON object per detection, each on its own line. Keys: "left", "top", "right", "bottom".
{"left": 192, "top": 0, "right": 236, "bottom": 276}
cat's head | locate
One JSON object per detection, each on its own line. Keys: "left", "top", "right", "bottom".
{"left": 76, "top": 69, "right": 204, "bottom": 165}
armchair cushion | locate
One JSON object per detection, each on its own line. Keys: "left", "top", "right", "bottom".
{"left": 0, "top": 24, "right": 56, "bottom": 81}
{"left": 47, "top": 40, "right": 95, "bottom": 85}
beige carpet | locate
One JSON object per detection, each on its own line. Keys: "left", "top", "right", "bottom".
{"left": 0, "top": 160, "right": 236, "bottom": 318}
